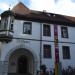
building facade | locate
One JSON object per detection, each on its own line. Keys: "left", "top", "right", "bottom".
{"left": 0, "top": 2, "right": 75, "bottom": 75}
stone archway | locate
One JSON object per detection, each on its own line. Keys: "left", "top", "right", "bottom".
{"left": 8, "top": 48, "right": 35, "bottom": 74}
{"left": 4, "top": 44, "right": 38, "bottom": 75}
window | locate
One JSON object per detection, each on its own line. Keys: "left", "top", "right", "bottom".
{"left": 61, "top": 27, "right": 68, "bottom": 38}
{"left": 23, "top": 22, "right": 32, "bottom": 34}
{"left": 0, "top": 18, "right": 8, "bottom": 30}
{"left": 43, "top": 44, "right": 52, "bottom": 58}
{"left": 3, "top": 18, "right": 8, "bottom": 30}
{"left": 62, "top": 46, "right": 70, "bottom": 59}
{"left": 43, "top": 24, "right": 51, "bottom": 36}
{"left": 9, "top": 24, "right": 13, "bottom": 31}
{"left": 9, "top": 18, "right": 14, "bottom": 31}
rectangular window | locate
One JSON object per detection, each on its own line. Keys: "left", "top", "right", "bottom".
{"left": 61, "top": 27, "right": 68, "bottom": 38}
{"left": 62, "top": 46, "right": 70, "bottom": 59}
{"left": 3, "top": 18, "right": 8, "bottom": 30}
{"left": 43, "top": 24, "right": 51, "bottom": 36}
{"left": 23, "top": 22, "right": 32, "bottom": 34}
{"left": 9, "top": 24, "right": 13, "bottom": 31}
{"left": 43, "top": 44, "right": 52, "bottom": 58}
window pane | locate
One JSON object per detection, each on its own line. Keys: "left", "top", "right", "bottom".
{"left": 3, "top": 18, "right": 8, "bottom": 30}
{"left": 23, "top": 22, "right": 32, "bottom": 34}
{"left": 9, "top": 24, "right": 13, "bottom": 31}
{"left": 10, "top": 18, "right": 14, "bottom": 23}
{"left": 4, "top": 23, "right": 6, "bottom": 30}
{"left": 62, "top": 46, "right": 70, "bottom": 59}
{"left": 61, "top": 27, "right": 68, "bottom": 38}
{"left": 43, "top": 24, "right": 51, "bottom": 36}
{"left": 43, "top": 45, "right": 52, "bottom": 58}
{"left": 9, "top": 18, "right": 14, "bottom": 31}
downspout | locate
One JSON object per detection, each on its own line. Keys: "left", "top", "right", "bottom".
{"left": 40, "top": 23, "right": 42, "bottom": 68}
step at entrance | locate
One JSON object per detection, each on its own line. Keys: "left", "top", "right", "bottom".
{"left": 8, "top": 73, "right": 33, "bottom": 75}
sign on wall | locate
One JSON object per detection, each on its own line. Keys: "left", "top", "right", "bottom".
{"left": 54, "top": 25, "right": 59, "bottom": 75}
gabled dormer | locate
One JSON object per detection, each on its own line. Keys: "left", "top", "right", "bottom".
{"left": 0, "top": 9, "right": 15, "bottom": 43}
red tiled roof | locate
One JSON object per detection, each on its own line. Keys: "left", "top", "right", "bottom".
{"left": 12, "top": 2, "right": 30, "bottom": 15}
{"left": 11, "top": 2, "right": 75, "bottom": 26}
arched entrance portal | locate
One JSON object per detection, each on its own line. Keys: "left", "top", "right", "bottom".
{"left": 18, "top": 55, "right": 28, "bottom": 74}
{"left": 8, "top": 48, "right": 35, "bottom": 75}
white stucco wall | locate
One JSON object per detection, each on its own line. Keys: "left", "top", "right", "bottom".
{"left": 59, "top": 43, "right": 75, "bottom": 68}
{"left": 13, "top": 20, "right": 40, "bottom": 40}
{"left": 58, "top": 25, "right": 75, "bottom": 43}
{"left": 0, "top": 19, "right": 75, "bottom": 72}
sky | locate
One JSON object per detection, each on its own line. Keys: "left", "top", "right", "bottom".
{"left": 0, "top": 0, "right": 75, "bottom": 17}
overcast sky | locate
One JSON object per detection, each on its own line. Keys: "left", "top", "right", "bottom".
{"left": 0, "top": 0, "right": 75, "bottom": 17}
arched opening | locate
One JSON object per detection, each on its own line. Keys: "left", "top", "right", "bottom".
{"left": 8, "top": 48, "right": 35, "bottom": 75}
{"left": 18, "top": 55, "right": 28, "bottom": 74}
